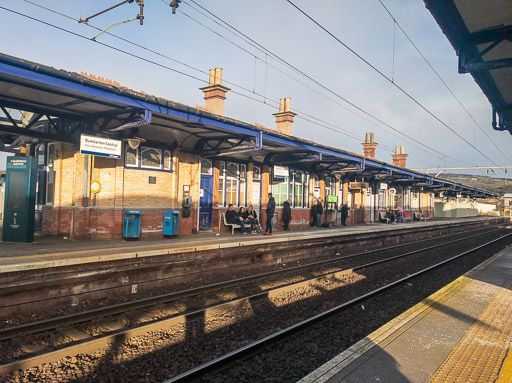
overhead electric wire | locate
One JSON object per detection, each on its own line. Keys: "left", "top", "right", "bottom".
{"left": 7, "top": 2, "right": 467, "bottom": 170}
{"left": 182, "top": 0, "right": 476, "bottom": 167}
{"left": 14, "top": 0, "right": 439, "bottom": 166}
{"left": 377, "top": 0, "right": 512, "bottom": 166}
{"left": 18, "top": 0, "right": 466, "bottom": 169}
{"left": 4, "top": 3, "right": 396, "bottom": 162}
{"left": 284, "top": 0, "right": 500, "bottom": 168}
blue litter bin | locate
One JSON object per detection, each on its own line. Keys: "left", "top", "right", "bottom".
{"left": 163, "top": 210, "right": 180, "bottom": 236}
{"left": 123, "top": 210, "right": 141, "bottom": 239}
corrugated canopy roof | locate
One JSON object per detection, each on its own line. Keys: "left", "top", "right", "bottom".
{"left": 425, "top": 0, "right": 512, "bottom": 134}
{"left": 0, "top": 53, "right": 496, "bottom": 198}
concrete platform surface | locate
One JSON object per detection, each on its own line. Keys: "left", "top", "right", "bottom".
{"left": 0, "top": 217, "right": 503, "bottom": 273}
{"left": 299, "top": 242, "right": 512, "bottom": 383}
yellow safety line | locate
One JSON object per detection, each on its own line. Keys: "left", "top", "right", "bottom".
{"left": 429, "top": 278, "right": 512, "bottom": 383}
{"left": 496, "top": 343, "right": 512, "bottom": 383}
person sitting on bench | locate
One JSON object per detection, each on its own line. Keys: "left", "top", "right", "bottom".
{"left": 226, "top": 204, "right": 246, "bottom": 234}
{"left": 245, "top": 205, "right": 259, "bottom": 233}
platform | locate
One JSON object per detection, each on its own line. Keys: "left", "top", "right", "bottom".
{"left": 300, "top": 241, "right": 512, "bottom": 382}
{"left": 0, "top": 217, "right": 505, "bottom": 274}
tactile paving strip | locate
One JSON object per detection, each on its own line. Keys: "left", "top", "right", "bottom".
{"left": 429, "top": 278, "right": 512, "bottom": 383}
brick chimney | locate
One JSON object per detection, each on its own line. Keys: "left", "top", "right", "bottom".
{"left": 392, "top": 146, "right": 408, "bottom": 168}
{"left": 273, "top": 97, "right": 296, "bottom": 135}
{"left": 200, "top": 68, "right": 230, "bottom": 116}
{"left": 362, "top": 132, "right": 377, "bottom": 158}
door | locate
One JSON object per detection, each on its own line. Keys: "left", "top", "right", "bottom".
{"left": 199, "top": 174, "right": 213, "bottom": 231}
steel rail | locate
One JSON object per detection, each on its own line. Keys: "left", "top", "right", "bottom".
{"left": 164, "top": 232, "right": 512, "bottom": 383}
{"left": 0, "top": 226, "right": 500, "bottom": 341}
{"left": 0, "top": 226, "right": 497, "bottom": 340}
{"left": 0, "top": 229, "right": 507, "bottom": 376}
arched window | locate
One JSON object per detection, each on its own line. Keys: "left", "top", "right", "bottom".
{"left": 141, "top": 147, "right": 161, "bottom": 169}
{"left": 253, "top": 166, "right": 261, "bottom": 180}
{"left": 200, "top": 159, "right": 212, "bottom": 175}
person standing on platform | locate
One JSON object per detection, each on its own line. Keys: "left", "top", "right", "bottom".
{"left": 316, "top": 198, "right": 324, "bottom": 227}
{"left": 264, "top": 193, "right": 275, "bottom": 235}
{"left": 310, "top": 200, "right": 318, "bottom": 227}
{"left": 340, "top": 203, "right": 349, "bottom": 226}
{"left": 282, "top": 200, "right": 292, "bottom": 231}
{"left": 397, "top": 206, "right": 404, "bottom": 223}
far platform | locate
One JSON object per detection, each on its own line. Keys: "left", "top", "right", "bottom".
{"left": 300, "top": 233, "right": 512, "bottom": 383}
{"left": 0, "top": 216, "right": 508, "bottom": 273}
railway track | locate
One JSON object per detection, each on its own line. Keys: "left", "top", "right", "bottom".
{"left": 168, "top": 231, "right": 512, "bottom": 383}
{"left": 0, "top": 227, "right": 509, "bottom": 382}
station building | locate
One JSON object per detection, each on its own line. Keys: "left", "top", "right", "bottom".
{"left": 0, "top": 54, "right": 494, "bottom": 239}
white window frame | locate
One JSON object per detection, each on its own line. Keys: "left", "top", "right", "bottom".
{"left": 141, "top": 147, "right": 162, "bottom": 169}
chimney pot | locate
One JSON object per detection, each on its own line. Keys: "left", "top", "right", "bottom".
{"left": 392, "top": 145, "right": 408, "bottom": 168}
{"left": 200, "top": 67, "right": 230, "bottom": 116}
{"left": 362, "top": 132, "right": 377, "bottom": 158}
{"left": 273, "top": 97, "right": 297, "bottom": 135}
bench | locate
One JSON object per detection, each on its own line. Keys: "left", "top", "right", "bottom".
{"left": 220, "top": 213, "right": 242, "bottom": 234}
{"left": 379, "top": 212, "right": 390, "bottom": 223}
{"left": 413, "top": 212, "right": 427, "bottom": 221}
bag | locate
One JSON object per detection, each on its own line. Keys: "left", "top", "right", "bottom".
{"left": 321, "top": 223, "right": 330, "bottom": 228}
{"left": 403, "top": 213, "right": 406, "bottom": 217}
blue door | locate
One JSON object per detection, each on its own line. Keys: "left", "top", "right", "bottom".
{"left": 199, "top": 174, "right": 213, "bottom": 231}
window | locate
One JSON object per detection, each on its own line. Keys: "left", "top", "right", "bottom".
{"left": 46, "top": 143, "right": 55, "bottom": 205}
{"left": 325, "top": 177, "right": 333, "bottom": 197}
{"left": 404, "top": 189, "right": 411, "bottom": 210}
{"left": 141, "top": 147, "right": 162, "bottom": 169}
{"left": 378, "top": 190, "right": 386, "bottom": 209}
{"left": 219, "top": 161, "right": 225, "bottom": 206}
{"left": 240, "top": 164, "right": 246, "bottom": 206}
{"left": 253, "top": 166, "right": 261, "bottom": 180}
{"left": 163, "top": 150, "right": 171, "bottom": 170}
{"left": 200, "top": 159, "right": 212, "bottom": 175}
{"left": 293, "top": 171, "right": 307, "bottom": 208}
{"left": 226, "top": 162, "right": 239, "bottom": 205}
{"left": 218, "top": 161, "right": 248, "bottom": 207}
{"left": 124, "top": 144, "right": 172, "bottom": 171}
{"left": 125, "top": 146, "right": 138, "bottom": 167}
{"left": 272, "top": 173, "right": 288, "bottom": 206}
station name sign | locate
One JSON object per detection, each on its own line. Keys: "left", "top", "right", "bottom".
{"left": 274, "top": 165, "right": 289, "bottom": 178}
{"left": 349, "top": 182, "right": 368, "bottom": 190}
{"left": 80, "top": 134, "right": 121, "bottom": 159}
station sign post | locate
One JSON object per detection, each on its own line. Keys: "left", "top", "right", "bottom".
{"left": 2, "top": 156, "right": 38, "bottom": 243}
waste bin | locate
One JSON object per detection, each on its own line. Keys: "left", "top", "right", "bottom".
{"left": 163, "top": 210, "right": 180, "bottom": 236}
{"left": 123, "top": 210, "right": 141, "bottom": 239}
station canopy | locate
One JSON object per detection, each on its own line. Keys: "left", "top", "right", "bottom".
{"left": 425, "top": 0, "right": 512, "bottom": 134}
{"left": 0, "top": 53, "right": 494, "bottom": 198}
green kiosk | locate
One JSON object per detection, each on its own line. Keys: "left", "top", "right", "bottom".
{"left": 2, "top": 156, "right": 38, "bottom": 243}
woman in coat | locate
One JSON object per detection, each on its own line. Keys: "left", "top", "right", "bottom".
{"left": 282, "top": 200, "right": 292, "bottom": 231}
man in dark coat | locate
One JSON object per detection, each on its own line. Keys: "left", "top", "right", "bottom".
{"left": 340, "top": 203, "right": 349, "bottom": 226}
{"left": 282, "top": 200, "right": 292, "bottom": 231}
{"left": 225, "top": 204, "right": 246, "bottom": 234}
{"left": 264, "top": 193, "right": 275, "bottom": 235}
{"left": 310, "top": 201, "right": 318, "bottom": 227}
{"left": 316, "top": 198, "right": 324, "bottom": 227}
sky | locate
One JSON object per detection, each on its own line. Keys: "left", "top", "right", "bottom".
{"left": 0, "top": 0, "right": 510, "bottom": 177}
